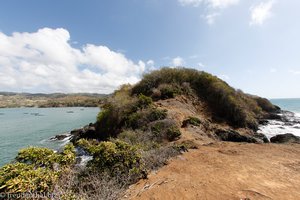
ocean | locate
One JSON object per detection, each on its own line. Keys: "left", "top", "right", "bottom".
{"left": 0, "top": 107, "right": 99, "bottom": 166}
{"left": 258, "top": 98, "right": 300, "bottom": 138}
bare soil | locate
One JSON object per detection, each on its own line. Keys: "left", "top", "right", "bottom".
{"left": 124, "top": 96, "right": 300, "bottom": 200}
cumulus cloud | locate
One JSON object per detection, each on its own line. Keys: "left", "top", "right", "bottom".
{"left": 250, "top": 0, "right": 275, "bottom": 26}
{"left": 178, "top": 0, "right": 239, "bottom": 24}
{"left": 0, "top": 28, "right": 149, "bottom": 93}
{"left": 171, "top": 57, "right": 185, "bottom": 67}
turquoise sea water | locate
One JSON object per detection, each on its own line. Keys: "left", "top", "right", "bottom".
{"left": 0, "top": 107, "right": 99, "bottom": 166}
{"left": 270, "top": 98, "right": 300, "bottom": 113}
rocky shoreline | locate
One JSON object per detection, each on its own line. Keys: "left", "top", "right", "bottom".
{"left": 258, "top": 109, "right": 300, "bottom": 143}
{"left": 51, "top": 108, "right": 300, "bottom": 148}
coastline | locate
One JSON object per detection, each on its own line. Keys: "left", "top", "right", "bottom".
{"left": 0, "top": 92, "right": 105, "bottom": 108}
{"left": 0, "top": 107, "right": 99, "bottom": 167}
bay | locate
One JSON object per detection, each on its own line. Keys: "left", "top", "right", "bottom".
{"left": 0, "top": 107, "right": 99, "bottom": 166}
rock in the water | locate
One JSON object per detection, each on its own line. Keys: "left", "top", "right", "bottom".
{"left": 259, "top": 119, "right": 269, "bottom": 125}
{"left": 50, "top": 134, "right": 69, "bottom": 141}
{"left": 215, "top": 129, "right": 260, "bottom": 143}
{"left": 70, "top": 123, "right": 97, "bottom": 142}
{"left": 270, "top": 133, "right": 300, "bottom": 144}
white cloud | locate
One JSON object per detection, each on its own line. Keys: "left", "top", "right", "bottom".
{"left": 0, "top": 28, "right": 146, "bottom": 93}
{"left": 179, "top": 0, "right": 239, "bottom": 8}
{"left": 250, "top": 0, "right": 275, "bottom": 26}
{"left": 146, "top": 60, "right": 156, "bottom": 71}
{"left": 171, "top": 57, "right": 185, "bottom": 67}
{"left": 146, "top": 60, "right": 155, "bottom": 67}
{"left": 178, "top": 0, "right": 239, "bottom": 24}
{"left": 204, "top": 12, "right": 220, "bottom": 25}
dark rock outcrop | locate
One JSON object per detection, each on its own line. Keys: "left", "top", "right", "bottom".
{"left": 253, "top": 133, "right": 269, "bottom": 143}
{"left": 50, "top": 134, "right": 69, "bottom": 141}
{"left": 270, "top": 133, "right": 300, "bottom": 144}
{"left": 258, "top": 119, "right": 269, "bottom": 125}
{"left": 215, "top": 129, "right": 262, "bottom": 143}
{"left": 265, "top": 113, "right": 282, "bottom": 120}
{"left": 70, "top": 123, "right": 97, "bottom": 143}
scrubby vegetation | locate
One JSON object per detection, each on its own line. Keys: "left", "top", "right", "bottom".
{"left": 0, "top": 144, "right": 75, "bottom": 193}
{"left": 182, "top": 116, "right": 202, "bottom": 127}
{"left": 0, "top": 67, "right": 279, "bottom": 199}
{"left": 77, "top": 139, "right": 145, "bottom": 182}
{"left": 132, "top": 68, "right": 279, "bottom": 130}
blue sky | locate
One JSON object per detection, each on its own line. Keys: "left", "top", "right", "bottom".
{"left": 0, "top": 0, "right": 299, "bottom": 98}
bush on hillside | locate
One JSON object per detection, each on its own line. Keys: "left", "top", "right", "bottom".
{"left": 96, "top": 84, "right": 169, "bottom": 140}
{"left": 132, "top": 67, "right": 277, "bottom": 130}
{"left": 0, "top": 163, "right": 59, "bottom": 193}
{"left": 16, "top": 144, "right": 76, "bottom": 169}
{"left": 150, "top": 119, "right": 182, "bottom": 142}
{"left": 0, "top": 144, "right": 75, "bottom": 193}
{"left": 156, "top": 84, "right": 182, "bottom": 100}
{"left": 182, "top": 116, "right": 202, "bottom": 127}
{"left": 96, "top": 85, "right": 140, "bottom": 139}
{"left": 125, "top": 108, "right": 167, "bottom": 130}
{"left": 253, "top": 96, "right": 279, "bottom": 113}
{"left": 77, "top": 139, "right": 145, "bottom": 181}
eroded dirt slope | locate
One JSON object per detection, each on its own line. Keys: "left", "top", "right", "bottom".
{"left": 124, "top": 96, "right": 300, "bottom": 200}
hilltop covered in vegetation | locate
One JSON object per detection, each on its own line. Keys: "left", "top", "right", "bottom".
{"left": 0, "top": 68, "right": 284, "bottom": 199}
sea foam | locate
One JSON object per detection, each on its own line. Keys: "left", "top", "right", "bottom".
{"left": 258, "top": 112, "right": 300, "bottom": 138}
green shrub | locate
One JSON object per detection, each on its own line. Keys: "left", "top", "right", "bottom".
{"left": 16, "top": 145, "right": 76, "bottom": 169}
{"left": 254, "top": 96, "right": 279, "bottom": 112}
{"left": 96, "top": 86, "right": 140, "bottom": 139}
{"left": 0, "top": 144, "right": 76, "bottom": 193}
{"left": 125, "top": 108, "right": 167, "bottom": 130}
{"left": 16, "top": 147, "right": 57, "bottom": 168}
{"left": 150, "top": 119, "right": 181, "bottom": 142}
{"left": 158, "top": 84, "right": 181, "bottom": 99}
{"left": 126, "top": 112, "right": 147, "bottom": 130}
{"left": 57, "top": 143, "right": 76, "bottom": 166}
{"left": 182, "top": 116, "right": 201, "bottom": 127}
{"left": 77, "top": 139, "right": 144, "bottom": 179}
{"left": 137, "top": 94, "right": 153, "bottom": 109}
{"left": 0, "top": 163, "right": 59, "bottom": 193}
{"left": 166, "top": 127, "right": 181, "bottom": 141}
{"left": 147, "top": 108, "right": 168, "bottom": 121}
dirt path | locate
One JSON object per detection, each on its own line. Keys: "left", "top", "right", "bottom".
{"left": 124, "top": 142, "right": 300, "bottom": 200}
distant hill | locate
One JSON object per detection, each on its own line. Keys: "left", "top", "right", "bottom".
{"left": 0, "top": 92, "right": 107, "bottom": 108}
